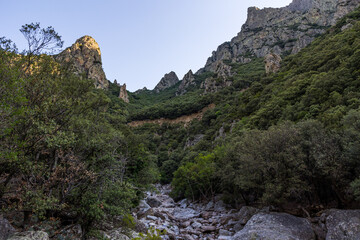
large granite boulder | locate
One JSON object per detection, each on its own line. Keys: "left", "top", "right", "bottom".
{"left": 325, "top": 209, "right": 360, "bottom": 240}
{"left": 231, "top": 212, "right": 315, "bottom": 240}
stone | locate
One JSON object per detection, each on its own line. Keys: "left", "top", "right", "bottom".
{"left": 234, "top": 206, "right": 259, "bottom": 225}
{"left": 172, "top": 208, "right": 200, "bottom": 221}
{"left": 214, "top": 200, "right": 227, "bottom": 212}
{"left": 56, "top": 35, "right": 108, "bottom": 89}
{"left": 325, "top": 209, "right": 360, "bottom": 240}
{"left": 105, "top": 229, "right": 130, "bottom": 240}
{"left": 0, "top": 215, "right": 15, "bottom": 240}
{"left": 191, "top": 221, "right": 202, "bottom": 229}
{"left": 231, "top": 212, "right": 315, "bottom": 240}
{"left": 146, "top": 215, "right": 158, "bottom": 221}
{"left": 119, "top": 83, "right": 129, "bottom": 103}
{"left": 55, "top": 224, "right": 82, "bottom": 239}
{"left": 7, "top": 231, "right": 49, "bottom": 240}
{"left": 146, "top": 196, "right": 162, "bottom": 208}
{"left": 201, "top": 225, "right": 217, "bottom": 233}
{"left": 219, "top": 229, "right": 233, "bottom": 236}
{"left": 154, "top": 71, "right": 179, "bottom": 93}
{"left": 265, "top": 52, "right": 282, "bottom": 74}
{"left": 176, "top": 70, "right": 196, "bottom": 95}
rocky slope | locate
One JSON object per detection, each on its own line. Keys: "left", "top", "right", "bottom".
{"left": 134, "top": 185, "right": 360, "bottom": 240}
{"left": 199, "top": 0, "right": 360, "bottom": 74}
{"left": 55, "top": 35, "right": 108, "bottom": 89}
{"left": 154, "top": 71, "right": 179, "bottom": 93}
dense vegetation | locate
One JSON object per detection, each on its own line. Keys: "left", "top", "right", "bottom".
{"left": 128, "top": 8, "right": 360, "bottom": 213}
{"left": 0, "top": 23, "right": 158, "bottom": 238}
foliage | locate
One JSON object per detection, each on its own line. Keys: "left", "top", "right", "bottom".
{"left": 0, "top": 23, "right": 158, "bottom": 234}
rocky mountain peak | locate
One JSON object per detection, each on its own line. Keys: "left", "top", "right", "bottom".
{"left": 154, "top": 71, "right": 179, "bottom": 93}
{"left": 56, "top": 35, "right": 108, "bottom": 89}
{"left": 176, "top": 70, "right": 196, "bottom": 96}
{"left": 199, "top": 0, "right": 360, "bottom": 77}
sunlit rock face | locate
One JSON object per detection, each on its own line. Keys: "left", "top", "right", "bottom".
{"left": 56, "top": 35, "right": 108, "bottom": 89}
{"left": 154, "top": 71, "right": 179, "bottom": 93}
{"left": 198, "top": 0, "right": 360, "bottom": 75}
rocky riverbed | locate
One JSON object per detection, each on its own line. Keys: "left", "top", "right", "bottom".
{"left": 2, "top": 184, "right": 360, "bottom": 239}
{"left": 134, "top": 184, "right": 360, "bottom": 240}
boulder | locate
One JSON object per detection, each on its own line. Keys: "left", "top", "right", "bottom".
{"left": 325, "top": 209, "right": 360, "bottom": 240}
{"left": 172, "top": 208, "right": 200, "bottom": 221}
{"left": 0, "top": 215, "right": 15, "bottom": 240}
{"left": 146, "top": 196, "right": 162, "bottom": 208}
{"left": 7, "top": 231, "right": 49, "bottom": 240}
{"left": 231, "top": 212, "right": 315, "bottom": 240}
{"left": 234, "top": 206, "right": 259, "bottom": 225}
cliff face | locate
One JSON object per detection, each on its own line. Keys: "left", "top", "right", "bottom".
{"left": 154, "top": 71, "right": 179, "bottom": 93}
{"left": 199, "top": 0, "right": 360, "bottom": 75}
{"left": 56, "top": 36, "right": 108, "bottom": 89}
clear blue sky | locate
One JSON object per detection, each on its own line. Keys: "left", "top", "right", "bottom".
{"left": 1, "top": 0, "right": 292, "bottom": 91}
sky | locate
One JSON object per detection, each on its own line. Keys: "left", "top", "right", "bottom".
{"left": 1, "top": 0, "right": 292, "bottom": 91}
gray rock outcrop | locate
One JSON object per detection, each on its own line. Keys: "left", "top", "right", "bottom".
{"left": 154, "top": 71, "right": 179, "bottom": 93}
{"left": 198, "top": 0, "right": 360, "bottom": 76}
{"left": 56, "top": 35, "right": 108, "bottom": 89}
{"left": 231, "top": 212, "right": 316, "bottom": 240}
{"left": 176, "top": 70, "right": 196, "bottom": 95}
{"left": 119, "top": 83, "right": 129, "bottom": 103}
{"left": 325, "top": 209, "right": 360, "bottom": 240}
{"left": 265, "top": 52, "right": 282, "bottom": 74}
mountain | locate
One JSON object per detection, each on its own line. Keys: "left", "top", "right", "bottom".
{"left": 55, "top": 35, "right": 108, "bottom": 89}
{"left": 199, "top": 0, "right": 360, "bottom": 75}
{"left": 154, "top": 71, "right": 179, "bottom": 93}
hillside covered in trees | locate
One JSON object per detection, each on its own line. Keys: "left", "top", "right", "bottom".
{"left": 1, "top": 2, "right": 360, "bottom": 240}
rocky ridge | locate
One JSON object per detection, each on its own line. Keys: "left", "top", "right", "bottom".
{"left": 199, "top": 0, "right": 360, "bottom": 74}
{"left": 185, "top": 0, "right": 360, "bottom": 93}
{"left": 56, "top": 35, "right": 108, "bottom": 89}
{"left": 154, "top": 71, "right": 179, "bottom": 93}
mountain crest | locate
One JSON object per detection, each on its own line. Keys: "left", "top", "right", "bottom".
{"left": 56, "top": 35, "right": 108, "bottom": 89}
{"left": 154, "top": 71, "right": 179, "bottom": 93}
